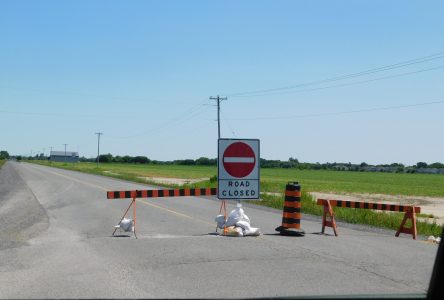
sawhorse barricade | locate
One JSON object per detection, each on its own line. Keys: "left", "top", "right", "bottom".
{"left": 316, "top": 199, "right": 421, "bottom": 239}
{"left": 107, "top": 188, "right": 217, "bottom": 238}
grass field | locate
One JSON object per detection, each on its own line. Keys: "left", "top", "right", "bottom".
{"left": 0, "top": 160, "right": 5, "bottom": 169}
{"left": 27, "top": 160, "right": 443, "bottom": 236}
{"left": 29, "top": 161, "right": 444, "bottom": 197}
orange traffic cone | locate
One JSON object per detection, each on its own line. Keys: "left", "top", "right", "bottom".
{"left": 275, "top": 182, "right": 305, "bottom": 236}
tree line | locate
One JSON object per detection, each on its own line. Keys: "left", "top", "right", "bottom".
{"left": 78, "top": 153, "right": 444, "bottom": 173}
{"left": 3, "top": 150, "right": 443, "bottom": 174}
{"left": 80, "top": 154, "right": 217, "bottom": 166}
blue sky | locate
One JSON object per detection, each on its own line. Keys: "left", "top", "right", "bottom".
{"left": 1, "top": 0, "right": 443, "bottom": 165}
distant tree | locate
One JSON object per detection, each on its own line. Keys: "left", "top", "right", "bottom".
{"left": 113, "top": 156, "right": 123, "bottom": 163}
{"left": 289, "top": 157, "right": 299, "bottom": 164}
{"left": 312, "top": 162, "right": 322, "bottom": 170}
{"left": 99, "top": 153, "right": 113, "bottom": 163}
{"left": 260, "top": 158, "right": 281, "bottom": 168}
{"left": 0, "top": 150, "right": 9, "bottom": 159}
{"left": 416, "top": 162, "right": 428, "bottom": 169}
{"left": 195, "top": 157, "right": 212, "bottom": 165}
{"left": 281, "top": 162, "right": 292, "bottom": 168}
{"left": 175, "top": 159, "right": 195, "bottom": 165}
{"left": 429, "top": 162, "right": 444, "bottom": 169}
{"left": 16, "top": 155, "right": 22, "bottom": 161}
{"left": 390, "top": 162, "right": 404, "bottom": 167}
{"left": 121, "top": 155, "right": 133, "bottom": 163}
{"left": 134, "top": 156, "right": 150, "bottom": 164}
{"left": 298, "top": 162, "right": 310, "bottom": 170}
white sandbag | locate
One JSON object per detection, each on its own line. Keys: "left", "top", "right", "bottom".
{"left": 244, "top": 227, "right": 261, "bottom": 236}
{"left": 226, "top": 206, "right": 250, "bottom": 227}
{"left": 224, "top": 226, "right": 244, "bottom": 237}
{"left": 235, "top": 220, "right": 251, "bottom": 231}
{"left": 118, "top": 218, "right": 134, "bottom": 232}
{"left": 235, "top": 220, "right": 260, "bottom": 236}
{"left": 236, "top": 220, "right": 261, "bottom": 236}
{"left": 215, "top": 214, "right": 226, "bottom": 229}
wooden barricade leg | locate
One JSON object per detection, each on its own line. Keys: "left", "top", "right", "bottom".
{"left": 321, "top": 200, "right": 338, "bottom": 236}
{"left": 395, "top": 206, "right": 417, "bottom": 240}
{"left": 133, "top": 198, "right": 137, "bottom": 239}
{"left": 216, "top": 200, "right": 228, "bottom": 235}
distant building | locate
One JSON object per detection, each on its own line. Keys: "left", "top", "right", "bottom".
{"left": 416, "top": 168, "right": 444, "bottom": 174}
{"left": 50, "top": 151, "right": 79, "bottom": 163}
{"left": 363, "top": 166, "right": 398, "bottom": 172}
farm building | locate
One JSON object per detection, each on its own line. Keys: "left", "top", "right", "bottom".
{"left": 49, "top": 151, "right": 79, "bottom": 163}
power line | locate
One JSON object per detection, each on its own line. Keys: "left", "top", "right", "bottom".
{"left": 107, "top": 100, "right": 211, "bottom": 139}
{"left": 0, "top": 84, "right": 148, "bottom": 103}
{"left": 220, "top": 110, "right": 237, "bottom": 137}
{"left": 233, "top": 65, "right": 444, "bottom": 98}
{"left": 0, "top": 110, "right": 141, "bottom": 119}
{"left": 223, "top": 100, "right": 444, "bottom": 121}
{"left": 225, "top": 51, "right": 444, "bottom": 97}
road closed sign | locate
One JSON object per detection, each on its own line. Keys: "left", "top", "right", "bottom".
{"left": 218, "top": 139, "right": 260, "bottom": 200}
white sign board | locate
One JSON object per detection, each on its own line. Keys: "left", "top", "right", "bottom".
{"left": 218, "top": 139, "right": 260, "bottom": 200}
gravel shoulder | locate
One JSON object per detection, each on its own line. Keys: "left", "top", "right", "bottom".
{"left": 0, "top": 162, "right": 49, "bottom": 249}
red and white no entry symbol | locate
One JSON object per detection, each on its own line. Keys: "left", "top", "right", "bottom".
{"left": 223, "top": 142, "right": 256, "bottom": 178}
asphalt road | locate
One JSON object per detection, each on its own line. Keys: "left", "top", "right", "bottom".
{"left": 0, "top": 161, "right": 439, "bottom": 298}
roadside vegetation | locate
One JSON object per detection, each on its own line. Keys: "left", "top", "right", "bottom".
{"left": 0, "top": 150, "right": 9, "bottom": 168}
{"left": 28, "top": 160, "right": 443, "bottom": 237}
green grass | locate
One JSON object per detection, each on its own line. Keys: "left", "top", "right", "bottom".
{"left": 29, "top": 161, "right": 216, "bottom": 187}
{"left": 0, "top": 160, "right": 5, "bottom": 169}
{"left": 28, "top": 160, "right": 443, "bottom": 237}
{"left": 28, "top": 161, "right": 444, "bottom": 197}
{"left": 261, "top": 168, "right": 444, "bottom": 197}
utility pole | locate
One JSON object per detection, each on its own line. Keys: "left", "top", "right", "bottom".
{"left": 49, "top": 146, "right": 53, "bottom": 163}
{"left": 209, "top": 95, "right": 227, "bottom": 139}
{"left": 63, "top": 144, "right": 68, "bottom": 162}
{"left": 95, "top": 132, "right": 103, "bottom": 168}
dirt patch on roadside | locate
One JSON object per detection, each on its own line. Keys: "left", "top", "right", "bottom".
{"left": 137, "top": 176, "right": 209, "bottom": 185}
{"left": 310, "top": 192, "right": 444, "bottom": 225}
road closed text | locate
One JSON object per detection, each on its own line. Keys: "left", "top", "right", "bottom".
{"left": 218, "top": 180, "right": 259, "bottom": 200}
